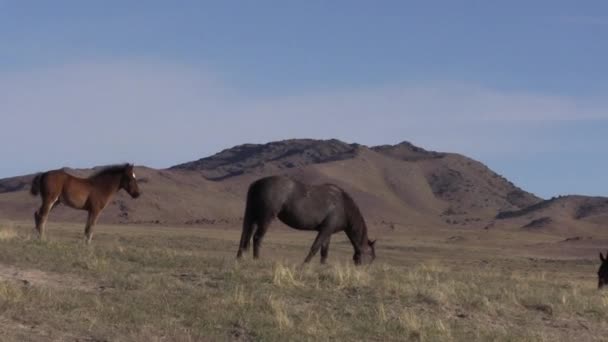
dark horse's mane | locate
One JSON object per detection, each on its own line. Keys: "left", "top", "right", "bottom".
{"left": 89, "top": 164, "right": 130, "bottom": 178}
{"left": 341, "top": 191, "right": 369, "bottom": 244}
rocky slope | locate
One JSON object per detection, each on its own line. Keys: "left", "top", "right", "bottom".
{"left": 1, "top": 138, "right": 604, "bottom": 234}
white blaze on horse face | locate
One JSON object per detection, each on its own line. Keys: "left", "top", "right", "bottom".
{"left": 132, "top": 172, "right": 136, "bottom": 179}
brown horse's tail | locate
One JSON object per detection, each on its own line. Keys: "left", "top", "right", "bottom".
{"left": 30, "top": 174, "right": 43, "bottom": 196}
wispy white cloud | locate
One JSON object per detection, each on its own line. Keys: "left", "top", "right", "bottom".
{"left": 1, "top": 61, "right": 606, "bottom": 177}
{"left": 249, "top": 82, "right": 606, "bottom": 122}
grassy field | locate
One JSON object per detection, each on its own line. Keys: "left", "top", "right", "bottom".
{"left": 0, "top": 220, "right": 607, "bottom": 341}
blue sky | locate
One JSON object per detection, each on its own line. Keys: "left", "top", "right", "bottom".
{"left": 1, "top": 1, "right": 607, "bottom": 198}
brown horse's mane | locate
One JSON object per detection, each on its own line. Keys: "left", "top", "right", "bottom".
{"left": 89, "top": 164, "right": 130, "bottom": 179}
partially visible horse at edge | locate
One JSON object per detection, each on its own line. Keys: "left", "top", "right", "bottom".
{"left": 30, "top": 164, "right": 141, "bottom": 244}
{"left": 598, "top": 250, "right": 608, "bottom": 289}
{"left": 236, "top": 175, "right": 376, "bottom": 265}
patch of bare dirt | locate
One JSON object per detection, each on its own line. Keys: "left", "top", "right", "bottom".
{"left": 0, "top": 317, "right": 109, "bottom": 342}
{"left": 0, "top": 264, "right": 97, "bottom": 292}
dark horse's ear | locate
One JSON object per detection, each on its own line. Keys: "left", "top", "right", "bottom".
{"left": 601, "top": 252, "right": 606, "bottom": 262}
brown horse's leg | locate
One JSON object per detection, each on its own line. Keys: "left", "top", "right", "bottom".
{"left": 34, "top": 210, "right": 41, "bottom": 235}
{"left": 35, "top": 197, "right": 57, "bottom": 240}
{"left": 252, "top": 218, "right": 272, "bottom": 259}
{"left": 320, "top": 236, "right": 332, "bottom": 264}
{"left": 84, "top": 210, "right": 100, "bottom": 245}
{"left": 304, "top": 227, "right": 333, "bottom": 263}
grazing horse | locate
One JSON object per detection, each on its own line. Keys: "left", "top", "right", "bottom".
{"left": 598, "top": 251, "right": 608, "bottom": 289}
{"left": 30, "top": 164, "right": 141, "bottom": 244}
{"left": 236, "top": 175, "right": 376, "bottom": 265}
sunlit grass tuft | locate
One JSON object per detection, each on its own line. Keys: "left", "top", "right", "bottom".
{"left": 0, "top": 223, "right": 18, "bottom": 241}
{"left": 268, "top": 295, "right": 293, "bottom": 330}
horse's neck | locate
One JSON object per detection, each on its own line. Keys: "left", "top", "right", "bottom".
{"left": 90, "top": 174, "right": 122, "bottom": 196}
{"left": 346, "top": 222, "right": 369, "bottom": 252}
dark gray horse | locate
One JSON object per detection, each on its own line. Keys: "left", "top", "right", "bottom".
{"left": 598, "top": 251, "right": 608, "bottom": 289}
{"left": 236, "top": 176, "right": 376, "bottom": 265}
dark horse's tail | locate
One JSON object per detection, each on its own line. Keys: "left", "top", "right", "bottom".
{"left": 237, "top": 184, "right": 257, "bottom": 258}
{"left": 242, "top": 187, "right": 256, "bottom": 236}
{"left": 30, "top": 173, "right": 43, "bottom": 196}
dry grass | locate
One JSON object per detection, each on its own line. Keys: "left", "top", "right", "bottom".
{"left": 0, "top": 223, "right": 18, "bottom": 241}
{"left": 0, "top": 221, "right": 605, "bottom": 341}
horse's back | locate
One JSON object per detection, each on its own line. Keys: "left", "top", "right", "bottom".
{"left": 247, "top": 176, "right": 295, "bottom": 209}
{"left": 39, "top": 169, "right": 91, "bottom": 198}
{"left": 248, "top": 176, "right": 352, "bottom": 230}
{"left": 248, "top": 176, "right": 346, "bottom": 207}
{"left": 250, "top": 175, "right": 294, "bottom": 189}
{"left": 39, "top": 169, "right": 70, "bottom": 190}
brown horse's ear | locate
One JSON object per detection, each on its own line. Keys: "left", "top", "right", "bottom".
{"left": 601, "top": 252, "right": 605, "bottom": 262}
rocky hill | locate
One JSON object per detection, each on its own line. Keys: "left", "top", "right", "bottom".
{"left": 171, "top": 139, "right": 359, "bottom": 180}
{"left": 1, "top": 138, "right": 604, "bottom": 234}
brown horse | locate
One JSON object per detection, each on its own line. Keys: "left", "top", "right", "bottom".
{"left": 236, "top": 175, "right": 376, "bottom": 265}
{"left": 30, "top": 164, "right": 141, "bottom": 243}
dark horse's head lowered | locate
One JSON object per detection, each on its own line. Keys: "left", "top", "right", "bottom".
{"left": 598, "top": 251, "right": 608, "bottom": 289}
{"left": 354, "top": 239, "right": 376, "bottom": 265}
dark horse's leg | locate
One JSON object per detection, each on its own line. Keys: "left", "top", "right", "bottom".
{"left": 252, "top": 217, "right": 272, "bottom": 259}
{"left": 304, "top": 224, "right": 334, "bottom": 263}
{"left": 320, "top": 236, "right": 332, "bottom": 264}
{"left": 84, "top": 210, "right": 100, "bottom": 245}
